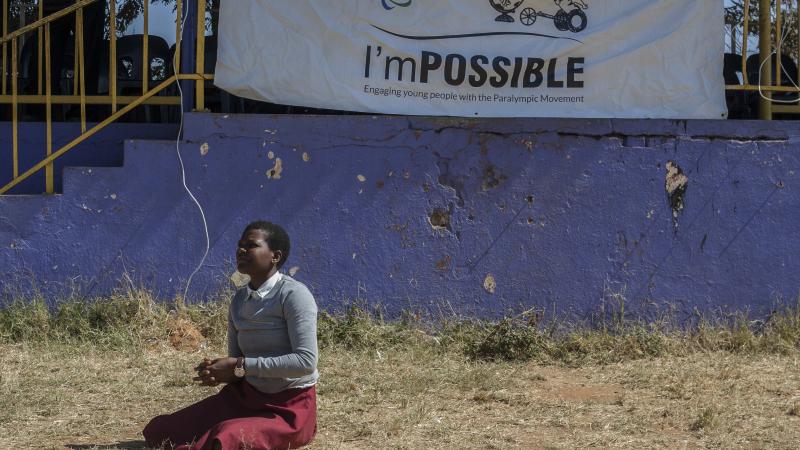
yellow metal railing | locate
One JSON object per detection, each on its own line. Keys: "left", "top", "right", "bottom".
{"left": 726, "top": 0, "right": 800, "bottom": 119}
{"left": 1, "top": 0, "right": 213, "bottom": 195}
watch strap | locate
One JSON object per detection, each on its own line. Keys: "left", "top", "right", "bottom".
{"left": 234, "top": 357, "right": 246, "bottom": 377}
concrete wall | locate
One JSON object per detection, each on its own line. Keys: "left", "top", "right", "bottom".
{"left": 1, "top": 113, "right": 798, "bottom": 320}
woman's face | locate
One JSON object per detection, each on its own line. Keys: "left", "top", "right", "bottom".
{"left": 236, "top": 229, "right": 279, "bottom": 277}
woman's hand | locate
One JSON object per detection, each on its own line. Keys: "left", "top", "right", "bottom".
{"left": 193, "top": 357, "right": 239, "bottom": 386}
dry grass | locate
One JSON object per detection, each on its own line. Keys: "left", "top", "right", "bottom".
{"left": 1, "top": 295, "right": 800, "bottom": 449}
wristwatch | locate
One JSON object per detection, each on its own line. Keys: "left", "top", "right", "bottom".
{"left": 234, "top": 357, "right": 246, "bottom": 378}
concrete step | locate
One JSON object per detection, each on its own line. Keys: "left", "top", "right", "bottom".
{"left": 0, "top": 122, "right": 178, "bottom": 195}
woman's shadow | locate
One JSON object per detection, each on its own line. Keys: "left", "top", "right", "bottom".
{"left": 66, "top": 441, "right": 148, "bottom": 449}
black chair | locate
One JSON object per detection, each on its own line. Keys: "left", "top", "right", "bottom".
{"left": 745, "top": 53, "right": 799, "bottom": 119}
{"left": 97, "top": 34, "right": 170, "bottom": 122}
{"left": 746, "top": 52, "right": 799, "bottom": 100}
{"left": 723, "top": 53, "right": 753, "bottom": 119}
{"left": 16, "top": 33, "right": 78, "bottom": 120}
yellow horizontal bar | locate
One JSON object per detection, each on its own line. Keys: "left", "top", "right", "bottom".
{"left": 726, "top": 85, "right": 800, "bottom": 93}
{"left": 0, "top": 76, "right": 177, "bottom": 195}
{"left": 177, "top": 73, "right": 215, "bottom": 80}
{"left": 773, "top": 104, "right": 800, "bottom": 113}
{"left": 0, "top": 74, "right": 211, "bottom": 105}
{"left": 0, "top": 0, "right": 99, "bottom": 44}
{"left": 0, "top": 95, "right": 182, "bottom": 105}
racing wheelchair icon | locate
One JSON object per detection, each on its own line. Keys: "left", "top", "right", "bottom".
{"left": 489, "top": 0, "right": 588, "bottom": 33}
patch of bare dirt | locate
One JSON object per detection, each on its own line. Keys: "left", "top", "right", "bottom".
{"left": 167, "top": 317, "right": 206, "bottom": 351}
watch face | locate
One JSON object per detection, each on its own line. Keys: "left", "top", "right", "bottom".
{"left": 234, "top": 367, "right": 245, "bottom": 377}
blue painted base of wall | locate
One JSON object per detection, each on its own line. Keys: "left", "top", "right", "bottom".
{"left": 1, "top": 114, "right": 798, "bottom": 320}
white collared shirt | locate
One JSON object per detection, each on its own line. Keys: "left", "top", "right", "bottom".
{"left": 245, "top": 271, "right": 283, "bottom": 300}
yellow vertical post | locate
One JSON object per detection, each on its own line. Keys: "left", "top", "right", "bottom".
{"left": 11, "top": 37, "right": 18, "bottom": 179}
{"left": 37, "top": 0, "right": 43, "bottom": 94}
{"left": 143, "top": 0, "right": 149, "bottom": 93}
{"left": 759, "top": 0, "right": 773, "bottom": 120}
{"left": 110, "top": 0, "right": 117, "bottom": 113}
{"left": 45, "top": 23, "right": 53, "bottom": 194}
{"left": 196, "top": 0, "right": 206, "bottom": 111}
{"left": 2, "top": 0, "right": 7, "bottom": 95}
{"left": 77, "top": 7, "right": 86, "bottom": 132}
{"left": 175, "top": 0, "right": 183, "bottom": 74}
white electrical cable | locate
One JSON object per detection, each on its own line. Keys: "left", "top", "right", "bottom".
{"left": 756, "top": 8, "right": 800, "bottom": 104}
{"left": 172, "top": 5, "right": 210, "bottom": 302}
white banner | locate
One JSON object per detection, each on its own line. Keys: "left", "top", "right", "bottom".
{"left": 215, "top": 0, "right": 727, "bottom": 119}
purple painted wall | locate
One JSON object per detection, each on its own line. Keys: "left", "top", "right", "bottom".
{"left": 1, "top": 113, "right": 798, "bottom": 320}
{"left": 0, "top": 122, "right": 178, "bottom": 194}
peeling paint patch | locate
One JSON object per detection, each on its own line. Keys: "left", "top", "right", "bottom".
{"left": 435, "top": 255, "right": 452, "bottom": 271}
{"left": 200, "top": 142, "right": 209, "bottom": 156}
{"left": 481, "top": 164, "right": 507, "bottom": 191}
{"left": 357, "top": 174, "right": 366, "bottom": 182}
{"left": 435, "top": 153, "right": 466, "bottom": 207}
{"left": 289, "top": 266, "right": 300, "bottom": 276}
{"left": 520, "top": 139, "right": 534, "bottom": 151}
{"left": 665, "top": 161, "right": 688, "bottom": 228}
{"left": 302, "top": 152, "right": 310, "bottom": 162}
{"left": 479, "top": 135, "right": 490, "bottom": 155}
{"left": 429, "top": 208, "right": 451, "bottom": 231}
{"left": 267, "top": 158, "right": 283, "bottom": 180}
{"left": 483, "top": 274, "right": 496, "bottom": 294}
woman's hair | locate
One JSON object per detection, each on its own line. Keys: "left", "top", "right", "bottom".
{"left": 243, "top": 221, "right": 291, "bottom": 269}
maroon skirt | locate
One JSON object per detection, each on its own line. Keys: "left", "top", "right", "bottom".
{"left": 143, "top": 381, "right": 316, "bottom": 450}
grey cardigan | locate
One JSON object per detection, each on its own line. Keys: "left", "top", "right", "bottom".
{"left": 227, "top": 275, "right": 319, "bottom": 393}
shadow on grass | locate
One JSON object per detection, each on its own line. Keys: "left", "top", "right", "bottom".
{"left": 65, "top": 441, "right": 148, "bottom": 449}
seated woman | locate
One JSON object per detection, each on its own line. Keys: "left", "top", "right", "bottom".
{"left": 143, "top": 221, "right": 318, "bottom": 450}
